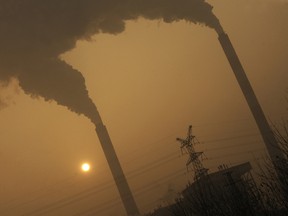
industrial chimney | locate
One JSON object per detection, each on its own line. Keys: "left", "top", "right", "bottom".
{"left": 217, "top": 32, "right": 283, "bottom": 165}
{"left": 95, "top": 123, "right": 139, "bottom": 216}
{"left": 92, "top": 111, "right": 140, "bottom": 216}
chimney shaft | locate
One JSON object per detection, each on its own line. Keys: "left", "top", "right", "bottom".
{"left": 217, "top": 32, "right": 283, "bottom": 164}
{"left": 96, "top": 123, "right": 139, "bottom": 216}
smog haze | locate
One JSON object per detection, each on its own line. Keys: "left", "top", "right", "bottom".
{"left": 0, "top": 0, "right": 287, "bottom": 215}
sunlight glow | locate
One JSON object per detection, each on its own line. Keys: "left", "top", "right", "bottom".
{"left": 81, "top": 163, "right": 90, "bottom": 172}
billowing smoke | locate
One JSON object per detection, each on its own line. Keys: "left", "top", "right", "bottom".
{"left": 0, "top": 0, "right": 222, "bottom": 124}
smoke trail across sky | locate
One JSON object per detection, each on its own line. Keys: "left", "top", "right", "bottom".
{"left": 0, "top": 0, "right": 222, "bottom": 123}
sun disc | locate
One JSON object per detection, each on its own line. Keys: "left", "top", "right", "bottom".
{"left": 81, "top": 163, "right": 90, "bottom": 172}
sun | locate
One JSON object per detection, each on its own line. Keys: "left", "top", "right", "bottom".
{"left": 81, "top": 163, "right": 91, "bottom": 172}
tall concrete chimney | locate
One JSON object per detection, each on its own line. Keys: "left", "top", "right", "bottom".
{"left": 95, "top": 123, "right": 139, "bottom": 216}
{"left": 218, "top": 32, "right": 283, "bottom": 165}
{"left": 92, "top": 110, "right": 139, "bottom": 215}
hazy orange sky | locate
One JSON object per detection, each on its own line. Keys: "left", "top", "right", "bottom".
{"left": 0, "top": 0, "right": 287, "bottom": 215}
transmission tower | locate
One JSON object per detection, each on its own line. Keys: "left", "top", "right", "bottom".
{"left": 176, "top": 125, "right": 208, "bottom": 180}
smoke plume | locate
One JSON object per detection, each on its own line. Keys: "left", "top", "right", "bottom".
{"left": 0, "top": 0, "right": 222, "bottom": 123}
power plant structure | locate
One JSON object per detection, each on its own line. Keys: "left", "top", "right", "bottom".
{"left": 89, "top": 29, "right": 282, "bottom": 216}
{"left": 217, "top": 31, "right": 283, "bottom": 166}
{"left": 176, "top": 125, "right": 208, "bottom": 181}
{"left": 93, "top": 111, "right": 140, "bottom": 216}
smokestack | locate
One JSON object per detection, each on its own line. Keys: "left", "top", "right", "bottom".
{"left": 217, "top": 32, "right": 283, "bottom": 164}
{"left": 96, "top": 124, "right": 140, "bottom": 216}
{"left": 0, "top": 2, "right": 226, "bottom": 215}
{"left": 92, "top": 111, "right": 140, "bottom": 216}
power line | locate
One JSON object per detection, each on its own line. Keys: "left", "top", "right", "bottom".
{"left": 75, "top": 169, "right": 187, "bottom": 216}
{"left": 22, "top": 152, "right": 181, "bottom": 215}
{"left": 3, "top": 131, "right": 265, "bottom": 215}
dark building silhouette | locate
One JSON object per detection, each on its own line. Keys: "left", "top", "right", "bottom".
{"left": 147, "top": 162, "right": 261, "bottom": 216}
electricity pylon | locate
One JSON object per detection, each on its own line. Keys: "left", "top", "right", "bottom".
{"left": 176, "top": 125, "right": 208, "bottom": 180}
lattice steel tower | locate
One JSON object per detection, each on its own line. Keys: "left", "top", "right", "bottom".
{"left": 177, "top": 125, "right": 208, "bottom": 180}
